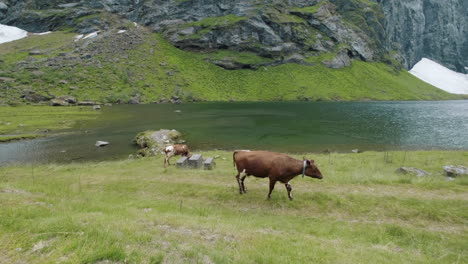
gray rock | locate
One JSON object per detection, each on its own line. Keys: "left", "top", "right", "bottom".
{"left": 20, "top": 90, "right": 52, "bottom": 103}
{"left": 395, "top": 167, "right": 430, "bottom": 177}
{"left": 128, "top": 94, "right": 140, "bottom": 104}
{"left": 57, "top": 95, "right": 77, "bottom": 104}
{"left": 323, "top": 51, "right": 351, "bottom": 69}
{"left": 29, "top": 50, "right": 44, "bottom": 56}
{"left": 379, "top": 0, "right": 467, "bottom": 73}
{"left": 443, "top": 165, "right": 468, "bottom": 177}
{"left": 176, "top": 156, "right": 189, "bottom": 168}
{"left": 77, "top": 100, "right": 96, "bottom": 106}
{"left": 58, "top": 3, "right": 79, "bottom": 8}
{"left": 0, "top": 2, "right": 8, "bottom": 11}
{"left": 203, "top": 157, "right": 216, "bottom": 170}
{"left": 133, "top": 129, "right": 184, "bottom": 156}
{"left": 92, "top": 105, "right": 101, "bottom": 110}
{"left": 188, "top": 154, "right": 203, "bottom": 169}
{"left": 49, "top": 99, "right": 69, "bottom": 106}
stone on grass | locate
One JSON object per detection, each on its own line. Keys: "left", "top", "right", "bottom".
{"left": 188, "top": 154, "right": 203, "bottom": 169}
{"left": 395, "top": 167, "right": 430, "bottom": 177}
{"left": 49, "top": 99, "right": 69, "bottom": 106}
{"left": 443, "top": 165, "right": 468, "bottom": 177}
{"left": 176, "top": 156, "right": 189, "bottom": 168}
{"left": 203, "top": 157, "right": 216, "bottom": 170}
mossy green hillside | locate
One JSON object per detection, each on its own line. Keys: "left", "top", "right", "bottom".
{"left": 0, "top": 28, "right": 460, "bottom": 104}
{"left": 1, "top": 150, "right": 467, "bottom": 263}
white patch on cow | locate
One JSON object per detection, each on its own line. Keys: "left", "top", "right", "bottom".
{"left": 164, "top": 145, "right": 174, "bottom": 153}
{"left": 240, "top": 169, "right": 247, "bottom": 177}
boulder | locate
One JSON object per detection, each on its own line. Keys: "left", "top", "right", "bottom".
{"left": 188, "top": 154, "right": 203, "bottom": 169}
{"left": 0, "top": 2, "right": 8, "bottom": 11}
{"left": 49, "top": 99, "right": 69, "bottom": 106}
{"left": 77, "top": 100, "right": 96, "bottom": 106}
{"left": 323, "top": 51, "right": 351, "bottom": 69}
{"left": 93, "top": 105, "right": 101, "bottom": 110}
{"left": 395, "top": 167, "right": 430, "bottom": 177}
{"left": 133, "top": 129, "right": 185, "bottom": 157}
{"left": 29, "top": 50, "right": 44, "bottom": 56}
{"left": 443, "top": 165, "right": 468, "bottom": 177}
{"left": 21, "top": 90, "right": 52, "bottom": 103}
{"left": 128, "top": 94, "right": 141, "bottom": 104}
{"left": 57, "top": 95, "right": 77, "bottom": 104}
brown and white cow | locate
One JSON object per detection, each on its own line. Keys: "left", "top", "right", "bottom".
{"left": 163, "top": 144, "right": 191, "bottom": 167}
{"left": 233, "top": 150, "right": 323, "bottom": 200}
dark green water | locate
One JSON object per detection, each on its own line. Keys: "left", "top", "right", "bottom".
{"left": 1, "top": 101, "right": 467, "bottom": 164}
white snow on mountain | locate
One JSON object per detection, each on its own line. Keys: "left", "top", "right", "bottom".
{"left": 0, "top": 24, "right": 28, "bottom": 44}
{"left": 410, "top": 58, "right": 468, "bottom": 94}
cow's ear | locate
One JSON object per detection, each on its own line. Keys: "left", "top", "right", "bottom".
{"left": 310, "top": 159, "right": 315, "bottom": 164}
{"left": 306, "top": 160, "right": 311, "bottom": 166}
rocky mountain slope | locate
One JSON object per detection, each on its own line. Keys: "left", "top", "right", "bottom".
{"left": 378, "top": 0, "right": 467, "bottom": 73}
{"left": 0, "top": 0, "right": 465, "bottom": 104}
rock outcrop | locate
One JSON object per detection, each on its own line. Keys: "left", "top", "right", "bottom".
{"left": 133, "top": 129, "right": 185, "bottom": 157}
{"left": 377, "top": 0, "right": 468, "bottom": 73}
{"left": 3, "top": 0, "right": 465, "bottom": 72}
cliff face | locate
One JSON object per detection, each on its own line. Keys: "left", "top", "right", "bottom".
{"left": 0, "top": 0, "right": 387, "bottom": 69}
{"left": 0, "top": 0, "right": 466, "bottom": 72}
{"left": 378, "top": 0, "right": 467, "bottom": 73}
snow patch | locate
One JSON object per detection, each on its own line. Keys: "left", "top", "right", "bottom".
{"left": 409, "top": 58, "right": 468, "bottom": 94}
{"left": 74, "top": 34, "right": 84, "bottom": 41}
{"left": 83, "top": 31, "right": 99, "bottom": 40}
{"left": 117, "top": 30, "right": 127, "bottom": 34}
{"left": 32, "top": 31, "right": 52, "bottom": 36}
{"left": 0, "top": 24, "right": 28, "bottom": 44}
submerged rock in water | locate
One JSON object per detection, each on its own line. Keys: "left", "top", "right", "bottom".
{"left": 95, "top": 141, "right": 109, "bottom": 147}
{"left": 395, "top": 167, "right": 430, "bottom": 177}
{"left": 443, "top": 165, "right": 468, "bottom": 177}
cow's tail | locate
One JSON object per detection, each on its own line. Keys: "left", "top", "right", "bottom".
{"left": 233, "top": 151, "right": 238, "bottom": 168}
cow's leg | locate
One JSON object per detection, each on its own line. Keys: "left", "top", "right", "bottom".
{"left": 236, "top": 172, "right": 242, "bottom": 194}
{"left": 167, "top": 153, "right": 175, "bottom": 166}
{"left": 237, "top": 169, "right": 247, "bottom": 194}
{"left": 285, "top": 182, "right": 293, "bottom": 201}
{"left": 240, "top": 175, "right": 247, "bottom": 193}
{"left": 267, "top": 178, "right": 277, "bottom": 200}
{"left": 164, "top": 153, "right": 173, "bottom": 167}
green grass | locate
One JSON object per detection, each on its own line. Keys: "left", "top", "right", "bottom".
{"left": 0, "top": 134, "right": 42, "bottom": 142}
{"left": 0, "top": 106, "right": 99, "bottom": 136}
{"left": 0, "top": 150, "right": 467, "bottom": 263}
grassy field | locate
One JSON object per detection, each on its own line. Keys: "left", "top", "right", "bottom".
{"left": 1, "top": 151, "right": 467, "bottom": 263}
{"left": 0, "top": 106, "right": 99, "bottom": 141}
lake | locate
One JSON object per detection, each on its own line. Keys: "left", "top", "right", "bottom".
{"left": 1, "top": 101, "right": 467, "bottom": 164}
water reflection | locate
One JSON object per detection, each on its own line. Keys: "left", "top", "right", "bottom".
{"left": 1, "top": 101, "right": 467, "bottom": 164}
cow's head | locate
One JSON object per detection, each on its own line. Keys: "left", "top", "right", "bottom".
{"left": 304, "top": 159, "right": 323, "bottom": 179}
